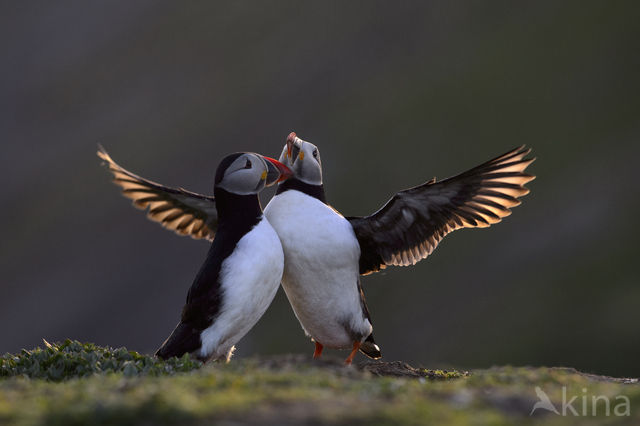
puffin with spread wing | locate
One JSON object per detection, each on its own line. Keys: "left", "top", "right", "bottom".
{"left": 98, "top": 148, "right": 291, "bottom": 361}
{"left": 98, "top": 134, "right": 535, "bottom": 364}
{"left": 265, "top": 133, "right": 534, "bottom": 364}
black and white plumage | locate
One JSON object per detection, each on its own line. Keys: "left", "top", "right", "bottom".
{"left": 265, "top": 132, "right": 535, "bottom": 364}
{"left": 99, "top": 149, "right": 291, "bottom": 361}
{"left": 264, "top": 133, "right": 379, "bottom": 364}
{"left": 99, "top": 134, "right": 535, "bottom": 364}
{"left": 264, "top": 182, "right": 378, "bottom": 363}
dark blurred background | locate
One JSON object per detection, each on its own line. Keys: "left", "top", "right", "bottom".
{"left": 1, "top": 2, "right": 638, "bottom": 376}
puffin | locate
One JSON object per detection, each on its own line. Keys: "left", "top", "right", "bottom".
{"left": 98, "top": 148, "right": 292, "bottom": 361}
{"left": 98, "top": 134, "right": 535, "bottom": 365}
{"left": 263, "top": 132, "right": 535, "bottom": 364}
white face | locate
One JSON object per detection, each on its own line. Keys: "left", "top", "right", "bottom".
{"left": 216, "top": 153, "right": 271, "bottom": 195}
{"left": 278, "top": 135, "right": 322, "bottom": 185}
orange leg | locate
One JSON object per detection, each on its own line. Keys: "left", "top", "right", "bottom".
{"left": 313, "top": 341, "right": 324, "bottom": 359}
{"left": 344, "top": 341, "right": 361, "bottom": 365}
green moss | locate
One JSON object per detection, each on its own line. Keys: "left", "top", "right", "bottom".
{"left": 420, "top": 369, "right": 468, "bottom": 380}
{"left": 1, "top": 342, "right": 638, "bottom": 425}
{"left": 0, "top": 340, "right": 201, "bottom": 381}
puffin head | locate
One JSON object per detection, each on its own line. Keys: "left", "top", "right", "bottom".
{"left": 215, "top": 152, "right": 292, "bottom": 195}
{"left": 278, "top": 132, "right": 322, "bottom": 185}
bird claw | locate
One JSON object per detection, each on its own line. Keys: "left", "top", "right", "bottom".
{"left": 344, "top": 341, "right": 361, "bottom": 365}
{"left": 313, "top": 341, "right": 323, "bottom": 359}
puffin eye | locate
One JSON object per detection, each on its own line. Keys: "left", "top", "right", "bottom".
{"left": 312, "top": 149, "right": 318, "bottom": 158}
{"left": 244, "top": 159, "right": 252, "bottom": 169}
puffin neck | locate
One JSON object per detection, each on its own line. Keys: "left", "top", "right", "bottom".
{"left": 182, "top": 187, "right": 263, "bottom": 335}
{"left": 213, "top": 187, "right": 263, "bottom": 228}
{"left": 276, "top": 177, "right": 327, "bottom": 204}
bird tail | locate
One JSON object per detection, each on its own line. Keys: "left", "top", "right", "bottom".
{"left": 359, "top": 333, "right": 382, "bottom": 359}
{"left": 155, "top": 322, "right": 202, "bottom": 360}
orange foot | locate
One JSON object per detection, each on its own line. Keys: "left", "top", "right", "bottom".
{"left": 344, "top": 341, "right": 361, "bottom": 365}
{"left": 313, "top": 341, "right": 324, "bottom": 359}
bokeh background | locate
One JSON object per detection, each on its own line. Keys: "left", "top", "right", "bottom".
{"left": 2, "top": 2, "right": 638, "bottom": 377}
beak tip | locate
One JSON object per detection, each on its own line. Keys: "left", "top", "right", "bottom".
{"left": 286, "top": 131, "right": 296, "bottom": 158}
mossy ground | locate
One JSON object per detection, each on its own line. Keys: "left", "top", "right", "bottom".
{"left": 1, "top": 341, "right": 638, "bottom": 425}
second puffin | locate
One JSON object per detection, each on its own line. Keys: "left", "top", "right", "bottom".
{"left": 98, "top": 149, "right": 291, "bottom": 361}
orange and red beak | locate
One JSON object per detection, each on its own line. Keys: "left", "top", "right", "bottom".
{"left": 262, "top": 156, "right": 292, "bottom": 186}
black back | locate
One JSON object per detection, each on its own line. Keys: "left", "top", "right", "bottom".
{"left": 156, "top": 184, "right": 263, "bottom": 360}
{"left": 183, "top": 188, "right": 263, "bottom": 321}
{"left": 275, "top": 177, "right": 327, "bottom": 204}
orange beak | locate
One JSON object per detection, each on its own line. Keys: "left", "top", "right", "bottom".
{"left": 262, "top": 156, "right": 293, "bottom": 186}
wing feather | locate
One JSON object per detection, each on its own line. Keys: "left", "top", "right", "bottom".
{"left": 97, "top": 145, "right": 218, "bottom": 241}
{"left": 348, "top": 146, "right": 535, "bottom": 275}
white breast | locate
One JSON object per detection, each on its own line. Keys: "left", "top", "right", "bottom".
{"left": 264, "top": 190, "right": 371, "bottom": 349}
{"left": 199, "top": 217, "right": 284, "bottom": 360}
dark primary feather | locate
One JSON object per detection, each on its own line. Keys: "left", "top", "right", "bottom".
{"left": 97, "top": 145, "right": 218, "bottom": 241}
{"left": 348, "top": 146, "right": 536, "bottom": 275}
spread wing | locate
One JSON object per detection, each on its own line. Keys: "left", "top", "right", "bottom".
{"left": 347, "top": 146, "right": 535, "bottom": 275}
{"left": 97, "top": 145, "right": 218, "bottom": 241}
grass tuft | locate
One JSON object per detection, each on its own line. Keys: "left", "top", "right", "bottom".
{"left": 0, "top": 339, "right": 201, "bottom": 381}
